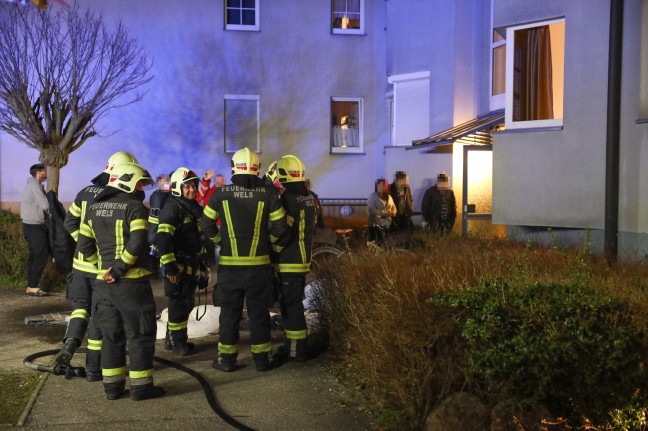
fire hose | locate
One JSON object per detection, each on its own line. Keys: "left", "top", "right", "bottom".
{"left": 23, "top": 348, "right": 256, "bottom": 431}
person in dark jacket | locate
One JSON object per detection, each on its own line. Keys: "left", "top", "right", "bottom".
{"left": 54, "top": 151, "right": 139, "bottom": 382}
{"left": 421, "top": 172, "right": 457, "bottom": 234}
{"left": 77, "top": 161, "right": 164, "bottom": 401}
{"left": 274, "top": 155, "right": 317, "bottom": 362}
{"left": 147, "top": 174, "right": 171, "bottom": 245}
{"left": 156, "top": 167, "right": 205, "bottom": 356}
{"left": 390, "top": 170, "right": 413, "bottom": 231}
{"left": 202, "top": 147, "right": 289, "bottom": 373}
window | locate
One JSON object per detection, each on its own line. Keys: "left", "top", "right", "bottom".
{"left": 331, "top": 0, "right": 364, "bottom": 35}
{"left": 225, "top": 0, "right": 259, "bottom": 31}
{"left": 490, "top": 29, "right": 506, "bottom": 111}
{"left": 387, "top": 71, "right": 430, "bottom": 147}
{"left": 224, "top": 95, "right": 260, "bottom": 154}
{"left": 505, "top": 19, "right": 565, "bottom": 129}
{"left": 331, "top": 97, "right": 363, "bottom": 154}
{"left": 640, "top": 0, "right": 648, "bottom": 120}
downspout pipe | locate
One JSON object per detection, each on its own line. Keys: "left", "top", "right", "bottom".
{"left": 604, "top": 0, "right": 624, "bottom": 265}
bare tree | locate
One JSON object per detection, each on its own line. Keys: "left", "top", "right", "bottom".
{"left": 0, "top": 2, "right": 153, "bottom": 191}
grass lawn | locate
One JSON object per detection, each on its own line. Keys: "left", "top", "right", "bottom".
{"left": 0, "top": 372, "right": 42, "bottom": 426}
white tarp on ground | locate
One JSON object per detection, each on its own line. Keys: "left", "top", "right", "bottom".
{"left": 156, "top": 305, "right": 221, "bottom": 339}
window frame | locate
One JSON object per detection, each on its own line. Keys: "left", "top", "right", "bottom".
{"left": 490, "top": 2, "right": 505, "bottom": 111}
{"left": 331, "top": 0, "right": 365, "bottom": 35}
{"left": 224, "top": 94, "right": 260, "bottom": 154}
{"left": 225, "top": 0, "right": 260, "bottom": 32}
{"left": 639, "top": 0, "right": 648, "bottom": 121}
{"left": 330, "top": 96, "right": 364, "bottom": 154}
{"left": 504, "top": 18, "right": 565, "bottom": 130}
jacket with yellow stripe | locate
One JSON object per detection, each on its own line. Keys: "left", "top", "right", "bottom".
{"left": 64, "top": 177, "right": 109, "bottom": 278}
{"left": 277, "top": 183, "right": 317, "bottom": 275}
{"left": 155, "top": 194, "right": 203, "bottom": 277}
{"left": 76, "top": 188, "right": 152, "bottom": 281}
{"left": 201, "top": 175, "right": 289, "bottom": 267}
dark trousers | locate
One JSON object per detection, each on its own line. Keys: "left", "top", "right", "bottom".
{"left": 214, "top": 266, "right": 274, "bottom": 353}
{"left": 23, "top": 223, "right": 50, "bottom": 288}
{"left": 93, "top": 280, "right": 157, "bottom": 382}
{"left": 65, "top": 273, "right": 102, "bottom": 372}
{"left": 277, "top": 274, "right": 307, "bottom": 339}
{"left": 165, "top": 273, "right": 197, "bottom": 338}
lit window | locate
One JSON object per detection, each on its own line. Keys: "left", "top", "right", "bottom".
{"left": 490, "top": 30, "right": 506, "bottom": 111}
{"left": 225, "top": 0, "right": 259, "bottom": 32}
{"left": 331, "top": 0, "right": 364, "bottom": 35}
{"left": 640, "top": 0, "right": 648, "bottom": 120}
{"left": 331, "top": 97, "right": 363, "bottom": 154}
{"left": 505, "top": 19, "right": 565, "bottom": 129}
{"left": 224, "top": 95, "right": 260, "bottom": 154}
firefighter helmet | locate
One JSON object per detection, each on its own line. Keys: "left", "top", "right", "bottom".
{"left": 170, "top": 167, "right": 199, "bottom": 197}
{"left": 231, "top": 147, "right": 261, "bottom": 176}
{"left": 104, "top": 151, "right": 139, "bottom": 175}
{"left": 277, "top": 155, "right": 305, "bottom": 184}
{"left": 107, "top": 162, "right": 152, "bottom": 193}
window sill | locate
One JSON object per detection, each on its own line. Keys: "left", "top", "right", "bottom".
{"left": 331, "top": 29, "right": 366, "bottom": 36}
{"left": 225, "top": 25, "right": 260, "bottom": 32}
{"left": 493, "top": 126, "right": 563, "bottom": 134}
{"left": 330, "top": 148, "right": 366, "bottom": 155}
{"left": 636, "top": 118, "right": 648, "bottom": 124}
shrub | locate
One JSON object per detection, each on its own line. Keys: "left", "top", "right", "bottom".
{"left": 0, "top": 210, "right": 28, "bottom": 286}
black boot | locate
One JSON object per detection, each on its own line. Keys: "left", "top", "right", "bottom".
{"left": 164, "top": 328, "right": 172, "bottom": 351}
{"left": 104, "top": 381, "right": 126, "bottom": 400}
{"left": 170, "top": 328, "right": 194, "bottom": 357}
{"left": 54, "top": 338, "right": 80, "bottom": 366}
{"left": 212, "top": 353, "right": 237, "bottom": 372}
{"left": 253, "top": 352, "right": 271, "bottom": 372}
{"left": 293, "top": 339, "right": 308, "bottom": 362}
{"left": 130, "top": 383, "right": 166, "bottom": 401}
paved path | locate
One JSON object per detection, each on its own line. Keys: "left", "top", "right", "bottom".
{"left": 0, "top": 278, "right": 375, "bottom": 431}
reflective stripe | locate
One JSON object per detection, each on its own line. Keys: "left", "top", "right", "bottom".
{"left": 158, "top": 223, "right": 175, "bottom": 234}
{"left": 129, "top": 369, "right": 154, "bottom": 379}
{"left": 87, "top": 338, "right": 102, "bottom": 351}
{"left": 203, "top": 205, "right": 217, "bottom": 220}
{"left": 250, "top": 342, "right": 272, "bottom": 354}
{"left": 102, "top": 366, "right": 127, "bottom": 377}
{"left": 96, "top": 267, "right": 152, "bottom": 280}
{"left": 272, "top": 244, "right": 284, "bottom": 253}
{"left": 249, "top": 201, "right": 263, "bottom": 258}
{"left": 69, "top": 202, "right": 81, "bottom": 217}
{"left": 70, "top": 229, "right": 79, "bottom": 241}
{"left": 80, "top": 201, "right": 87, "bottom": 223}
{"left": 285, "top": 329, "right": 307, "bottom": 340}
{"left": 79, "top": 222, "right": 94, "bottom": 239}
{"left": 269, "top": 207, "right": 286, "bottom": 221}
{"left": 222, "top": 201, "right": 237, "bottom": 256}
{"left": 286, "top": 215, "right": 294, "bottom": 227}
{"left": 115, "top": 220, "right": 124, "bottom": 260}
{"left": 160, "top": 253, "right": 175, "bottom": 265}
{"left": 148, "top": 215, "right": 159, "bottom": 225}
{"left": 168, "top": 320, "right": 188, "bottom": 331}
{"left": 121, "top": 249, "right": 137, "bottom": 265}
{"left": 73, "top": 259, "right": 99, "bottom": 274}
{"left": 130, "top": 218, "right": 147, "bottom": 231}
{"left": 219, "top": 255, "right": 270, "bottom": 266}
{"left": 298, "top": 209, "right": 306, "bottom": 263}
{"left": 218, "top": 343, "right": 238, "bottom": 355}
{"left": 278, "top": 263, "right": 310, "bottom": 273}
{"left": 183, "top": 216, "right": 192, "bottom": 225}
{"left": 70, "top": 309, "right": 89, "bottom": 321}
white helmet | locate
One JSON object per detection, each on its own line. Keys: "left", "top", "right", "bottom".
{"left": 107, "top": 162, "right": 152, "bottom": 193}
{"left": 277, "top": 155, "right": 305, "bottom": 184}
{"left": 231, "top": 147, "right": 261, "bottom": 176}
{"left": 104, "top": 151, "right": 139, "bottom": 175}
{"left": 170, "top": 167, "right": 199, "bottom": 197}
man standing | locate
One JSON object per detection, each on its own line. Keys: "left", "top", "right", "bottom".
{"left": 54, "top": 151, "right": 139, "bottom": 381}
{"left": 77, "top": 161, "right": 164, "bottom": 401}
{"left": 390, "top": 171, "right": 413, "bottom": 231}
{"left": 422, "top": 172, "right": 457, "bottom": 234}
{"left": 274, "top": 155, "right": 316, "bottom": 362}
{"left": 21, "top": 163, "right": 51, "bottom": 297}
{"left": 202, "top": 147, "right": 289, "bottom": 372}
{"left": 156, "top": 167, "right": 204, "bottom": 356}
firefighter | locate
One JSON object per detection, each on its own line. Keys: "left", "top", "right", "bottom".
{"left": 76, "top": 162, "right": 165, "bottom": 401}
{"left": 201, "top": 147, "right": 289, "bottom": 372}
{"left": 156, "top": 167, "right": 205, "bottom": 356}
{"left": 55, "top": 151, "right": 139, "bottom": 382}
{"left": 274, "top": 155, "right": 317, "bottom": 362}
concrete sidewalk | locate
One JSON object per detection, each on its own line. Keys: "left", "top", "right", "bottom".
{"left": 0, "top": 278, "right": 375, "bottom": 431}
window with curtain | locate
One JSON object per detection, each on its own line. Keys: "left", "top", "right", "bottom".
{"left": 225, "top": 0, "right": 259, "bottom": 31}
{"left": 491, "top": 29, "right": 506, "bottom": 111}
{"left": 331, "top": 97, "right": 363, "bottom": 153}
{"left": 640, "top": 0, "right": 648, "bottom": 120}
{"left": 331, "top": 0, "right": 364, "bottom": 35}
{"left": 224, "top": 95, "right": 260, "bottom": 154}
{"left": 505, "top": 19, "right": 564, "bottom": 129}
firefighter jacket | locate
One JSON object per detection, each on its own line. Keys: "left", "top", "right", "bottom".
{"left": 156, "top": 195, "right": 203, "bottom": 276}
{"left": 77, "top": 188, "right": 152, "bottom": 281}
{"left": 277, "top": 183, "right": 317, "bottom": 274}
{"left": 147, "top": 190, "right": 171, "bottom": 244}
{"left": 201, "top": 175, "right": 289, "bottom": 267}
{"left": 64, "top": 177, "right": 108, "bottom": 278}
